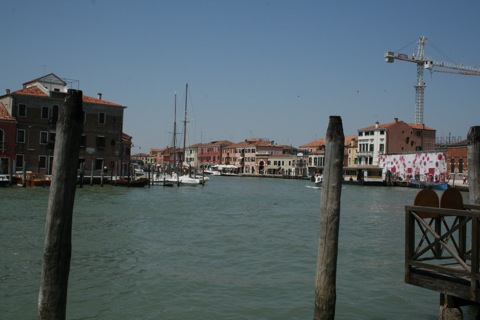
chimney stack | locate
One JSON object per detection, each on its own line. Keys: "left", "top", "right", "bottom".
{"left": 98, "top": 93, "right": 102, "bottom": 99}
{"left": 6, "top": 89, "right": 10, "bottom": 94}
{"left": 394, "top": 117, "right": 398, "bottom": 123}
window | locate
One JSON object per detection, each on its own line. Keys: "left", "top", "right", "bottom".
{"left": 450, "top": 159, "right": 455, "bottom": 173}
{"left": 95, "top": 159, "right": 104, "bottom": 170}
{"left": 17, "top": 129, "right": 26, "bottom": 143}
{"left": 18, "top": 104, "right": 26, "bottom": 117}
{"left": 42, "top": 107, "right": 49, "bottom": 119}
{"left": 39, "top": 156, "right": 47, "bottom": 169}
{"left": 369, "top": 144, "right": 374, "bottom": 152}
{"left": 51, "top": 105, "right": 59, "bottom": 124}
{"left": 80, "top": 135, "right": 86, "bottom": 148}
{"left": 48, "top": 132, "right": 56, "bottom": 150}
{"left": 379, "top": 144, "right": 384, "bottom": 152}
{"left": 96, "top": 136, "right": 106, "bottom": 149}
{"left": 0, "top": 129, "right": 4, "bottom": 150}
{"left": 99, "top": 112, "right": 106, "bottom": 124}
{"left": 16, "top": 154, "right": 24, "bottom": 169}
{"left": 40, "top": 131, "right": 48, "bottom": 144}
{"left": 459, "top": 159, "right": 464, "bottom": 173}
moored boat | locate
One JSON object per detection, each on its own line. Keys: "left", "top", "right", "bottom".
{"left": 12, "top": 172, "right": 51, "bottom": 187}
{"left": 0, "top": 174, "right": 11, "bottom": 186}
{"left": 408, "top": 179, "right": 448, "bottom": 190}
{"left": 313, "top": 167, "right": 385, "bottom": 187}
{"left": 113, "top": 177, "right": 150, "bottom": 187}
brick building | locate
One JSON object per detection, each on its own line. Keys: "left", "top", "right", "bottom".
{"left": 0, "top": 102, "right": 16, "bottom": 174}
{"left": 0, "top": 74, "right": 128, "bottom": 176}
{"left": 357, "top": 118, "right": 436, "bottom": 166}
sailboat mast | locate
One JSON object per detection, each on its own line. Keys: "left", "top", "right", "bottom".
{"left": 183, "top": 83, "right": 188, "bottom": 153}
{"left": 182, "top": 83, "right": 188, "bottom": 171}
{"left": 173, "top": 92, "right": 177, "bottom": 167}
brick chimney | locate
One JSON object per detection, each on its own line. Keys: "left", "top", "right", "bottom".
{"left": 98, "top": 93, "right": 102, "bottom": 99}
{"left": 6, "top": 89, "right": 10, "bottom": 94}
{"left": 394, "top": 117, "right": 398, "bottom": 123}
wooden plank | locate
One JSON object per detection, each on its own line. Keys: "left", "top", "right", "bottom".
{"left": 408, "top": 272, "right": 475, "bottom": 302}
{"left": 406, "top": 206, "right": 480, "bottom": 219}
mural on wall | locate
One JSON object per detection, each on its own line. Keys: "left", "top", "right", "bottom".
{"left": 379, "top": 152, "right": 447, "bottom": 182}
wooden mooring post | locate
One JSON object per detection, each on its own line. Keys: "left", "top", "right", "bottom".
{"left": 38, "top": 89, "right": 83, "bottom": 319}
{"left": 468, "top": 126, "right": 480, "bottom": 205}
{"left": 314, "top": 116, "right": 344, "bottom": 320}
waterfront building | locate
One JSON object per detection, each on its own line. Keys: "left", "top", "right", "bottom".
{"left": 266, "top": 153, "right": 307, "bottom": 176}
{"left": 300, "top": 135, "right": 357, "bottom": 176}
{"left": 378, "top": 151, "right": 447, "bottom": 182}
{"left": 221, "top": 138, "right": 283, "bottom": 174}
{"left": 0, "top": 102, "right": 16, "bottom": 174}
{"left": 185, "top": 143, "right": 201, "bottom": 168}
{"left": 0, "top": 74, "right": 128, "bottom": 177}
{"left": 346, "top": 137, "right": 358, "bottom": 167}
{"left": 197, "top": 140, "right": 232, "bottom": 167}
{"left": 131, "top": 152, "right": 156, "bottom": 169}
{"left": 357, "top": 118, "right": 436, "bottom": 166}
{"left": 437, "top": 139, "right": 468, "bottom": 180}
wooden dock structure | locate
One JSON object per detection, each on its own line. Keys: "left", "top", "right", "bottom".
{"left": 405, "top": 188, "right": 480, "bottom": 312}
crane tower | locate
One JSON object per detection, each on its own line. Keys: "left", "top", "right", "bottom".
{"left": 385, "top": 35, "right": 480, "bottom": 124}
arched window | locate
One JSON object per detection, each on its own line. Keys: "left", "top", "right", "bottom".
{"left": 450, "top": 159, "right": 455, "bottom": 173}
{"left": 459, "top": 159, "right": 464, "bottom": 173}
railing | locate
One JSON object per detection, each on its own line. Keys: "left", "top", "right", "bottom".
{"left": 404, "top": 204, "right": 480, "bottom": 303}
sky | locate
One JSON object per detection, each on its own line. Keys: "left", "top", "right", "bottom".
{"left": 1, "top": 0, "right": 480, "bottom": 151}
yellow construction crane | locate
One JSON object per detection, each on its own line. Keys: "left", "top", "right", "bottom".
{"left": 385, "top": 35, "right": 480, "bottom": 124}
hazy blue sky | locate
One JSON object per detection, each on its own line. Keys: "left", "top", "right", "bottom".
{"left": 2, "top": 0, "right": 480, "bottom": 150}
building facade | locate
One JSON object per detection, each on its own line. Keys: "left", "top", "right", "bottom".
{"left": 0, "top": 74, "right": 127, "bottom": 176}
{"left": 357, "top": 118, "right": 436, "bottom": 166}
{"left": 0, "top": 102, "right": 16, "bottom": 174}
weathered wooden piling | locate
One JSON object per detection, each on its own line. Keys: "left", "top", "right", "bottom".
{"left": 100, "top": 160, "right": 105, "bottom": 187}
{"left": 38, "top": 89, "right": 83, "bottom": 320}
{"left": 314, "top": 116, "right": 344, "bottom": 320}
{"left": 78, "top": 161, "right": 85, "bottom": 188}
{"left": 468, "top": 126, "right": 480, "bottom": 205}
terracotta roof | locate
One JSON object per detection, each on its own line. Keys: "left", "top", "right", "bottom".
{"left": 300, "top": 135, "right": 356, "bottom": 149}
{"left": 11, "top": 84, "right": 123, "bottom": 107}
{"left": 13, "top": 86, "right": 48, "bottom": 96}
{"left": 299, "top": 138, "right": 326, "bottom": 148}
{"left": 82, "top": 95, "right": 123, "bottom": 107}
{"left": 0, "top": 102, "right": 15, "bottom": 121}
{"left": 358, "top": 119, "right": 435, "bottom": 131}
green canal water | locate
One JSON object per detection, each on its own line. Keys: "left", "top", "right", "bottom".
{"left": 0, "top": 177, "right": 477, "bottom": 319}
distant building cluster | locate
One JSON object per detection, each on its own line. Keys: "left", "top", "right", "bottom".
{"left": 0, "top": 73, "right": 469, "bottom": 180}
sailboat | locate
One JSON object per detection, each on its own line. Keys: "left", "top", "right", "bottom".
{"left": 177, "top": 83, "right": 207, "bottom": 186}
{"left": 156, "top": 93, "right": 179, "bottom": 186}
{"left": 160, "top": 85, "right": 206, "bottom": 186}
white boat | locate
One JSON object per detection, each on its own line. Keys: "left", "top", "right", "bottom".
{"left": 134, "top": 168, "right": 145, "bottom": 176}
{"left": 314, "top": 174, "right": 323, "bottom": 187}
{"left": 163, "top": 173, "right": 208, "bottom": 186}
{"left": 314, "top": 167, "right": 384, "bottom": 186}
